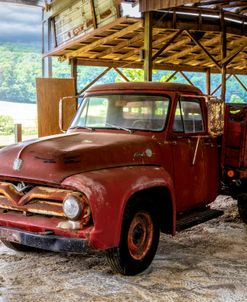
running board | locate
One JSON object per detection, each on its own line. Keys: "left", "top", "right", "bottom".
{"left": 176, "top": 208, "right": 224, "bottom": 232}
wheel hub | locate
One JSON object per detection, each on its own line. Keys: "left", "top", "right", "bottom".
{"left": 127, "top": 211, "right": 154, "bottom": 260}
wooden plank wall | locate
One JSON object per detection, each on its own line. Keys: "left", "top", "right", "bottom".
{"left": 36, "top": 78, "right": 77, "bottom": 137}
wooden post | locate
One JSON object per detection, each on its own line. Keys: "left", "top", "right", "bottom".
{"left": 15, "top": 124, "right": 22, "bottom": 143}
{"left": 71, "top": 58, "right": 78, "bottom": 94}
{"left": 206, "top": 68, "right": 211, "bottom": 95}
{"left": 46, "top": 17, "right": 53, "bottom": 78}
{"left": 90, "top": 0, "right": 97, "bottom": 29}
{"left": 221, "top": 11, "right": 227, "bottom": 103}
{"left": 144, "top": 12, "right": 152, "bottom": 82}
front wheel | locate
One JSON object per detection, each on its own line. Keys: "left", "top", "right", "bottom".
{"left": 238, "top": 193, "right": 247, "bottom": 223}
{"left": 106, "top": 200, "right": 160, "bottom": 275}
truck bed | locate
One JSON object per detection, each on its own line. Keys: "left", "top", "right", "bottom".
{"left": 223, "top": 104, "right": 247, "bottom": 178}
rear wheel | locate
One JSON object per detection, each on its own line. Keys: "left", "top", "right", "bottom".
{"left": 106, "top": 198, "right": 160, "bottom": 275}
{"left": 1, "top": 240, "right": 38, "bottom": 252}
{"left": 238, "top": 193, "right": 247, "bottom": 223}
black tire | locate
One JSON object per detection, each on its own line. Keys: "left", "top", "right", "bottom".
{"left": 1, "top": 240, "right": 38, "bottom": 252}
{"left": 238, "top": 193, "right": 247, "bottom": 224}
{"left": 106, "top": 198, "right": 160, "bottom": 275}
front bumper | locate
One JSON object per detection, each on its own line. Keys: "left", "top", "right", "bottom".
{"left": 0, "top": 226, "right": 88, "bottom": 253}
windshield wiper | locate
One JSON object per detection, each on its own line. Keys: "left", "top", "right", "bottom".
{"left": 70, "top": 126, "right": 95, "bottom": 131}
{"left": 105, "top": 123, "right": 133, "bottom": 134}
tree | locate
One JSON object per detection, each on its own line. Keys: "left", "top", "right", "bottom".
{"left": 0, "top": 115, "right": 14, "bottom": 135}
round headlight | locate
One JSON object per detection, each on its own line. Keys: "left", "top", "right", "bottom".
{"left": 63, "top": 195, "right": 83, "bottom": 220}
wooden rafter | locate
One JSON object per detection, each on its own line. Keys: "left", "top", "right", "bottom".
{"left": 211, "top": 74, "right": 232, "bottom": 95}
{"left": 234, "top": 75, "right": 247, "bottom": 91}
{"left": 185, "top": 30, "right": 221, "bottom": 71}
{"left": 222, "top": 41, "right": 247, "bottom": 66}
{"left": 92, "top": 32, "right": 143, "bottom": 59}
{"left": 152, "top": 30, "right": 183, "bottom": 61}
{"left": 180, "top": 71, "right": 195, "bottom": 87}
{"left": 44, "top": 11, "right": 247, "bottom": 76}
{"left": 165, "top": 71, "right": 178, "bottom": 82}
{"left": 77, "top": 67, "right": 112, "bottom": 95}
{"left": 158, "top": 34, "right": 220, "bottom": 65}
{"left": 114, "top": 68, "right": 130, "bottom": 82}
{"left": 64, "top": 21, "right": 142, "bottom": 60}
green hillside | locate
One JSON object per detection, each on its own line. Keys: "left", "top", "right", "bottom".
{"left": 0, "top": 43, "right": 246, "bottom": 103}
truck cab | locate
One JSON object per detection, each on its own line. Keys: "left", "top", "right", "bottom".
{"left": 0, "top": 82, "right": 235, "bottom": 275}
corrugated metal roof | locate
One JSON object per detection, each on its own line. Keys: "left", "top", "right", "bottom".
{"left": 0, "top": 0, "right": 43, "bottom": 6}
{"left": 140, "top": 0, "right": 198, "bottom": 11}
{"left": 140, "top": 0, "right": 247, "bottom": 15}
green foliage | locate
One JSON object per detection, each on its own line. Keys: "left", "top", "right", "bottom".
{"left": 0, "top": 43, "right": 41, "bottom": 103}
{"left": 0, "top": 115, "right": 14, "bottom": 135}
{"left": 0, "top": 43, "right": 246, "bottom": 104}
{"left": 230, "top": 94, "right": 244, "bottom": 103}
{"left": 116, "top": 68, "right": 144, "bottom": 82}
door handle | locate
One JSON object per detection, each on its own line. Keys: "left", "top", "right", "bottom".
{"left": 204, "top": 142, "right": 215, "bottom": 147}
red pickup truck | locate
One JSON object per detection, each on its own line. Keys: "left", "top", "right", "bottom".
{"left": 0, "top": 82, "right": 246, "bottom": 275}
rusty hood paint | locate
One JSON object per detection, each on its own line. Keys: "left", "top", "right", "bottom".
{"left": 0, "top": 132, "right": 162, "bottom": 185}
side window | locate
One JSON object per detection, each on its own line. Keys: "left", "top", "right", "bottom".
{"left": 173, "top": 98, "right": 204, "bottom": 133}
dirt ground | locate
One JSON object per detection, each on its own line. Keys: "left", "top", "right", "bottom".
{"left": 0, "top": 196, "right": 246, "bottom": 302}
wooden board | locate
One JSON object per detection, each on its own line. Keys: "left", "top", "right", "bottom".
{"left": 36, "top": 78, "right": 77, "bottom": 137}
{"left": 53, "top": 0, "right": 118, "bottom": 46}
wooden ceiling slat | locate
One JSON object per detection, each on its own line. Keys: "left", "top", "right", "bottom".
{"left": 45, "top": 10, "right": 246, "bottom": 75}
{"left": 63, "top": 21, "right": 142, "bottom": 60}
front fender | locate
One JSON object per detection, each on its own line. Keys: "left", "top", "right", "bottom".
{"left": 62, "top": 166, "right": 176, "bottom": 250}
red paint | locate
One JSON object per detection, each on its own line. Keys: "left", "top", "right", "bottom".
{"left": 0, "top": 82, "right": 246, "bottom": 252}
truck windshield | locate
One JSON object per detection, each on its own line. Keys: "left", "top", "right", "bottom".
{"left": 70, "top": 94, "right": 170, "bottom": 132}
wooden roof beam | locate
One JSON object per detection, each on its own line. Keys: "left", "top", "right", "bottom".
{"left": 152, "top": 30, "right": 183, "bottom": 61}
{"left": 91, "top": 31, "right": 144, "bottom": 59}
{"left": 114, "top": 68, "right": 130, "bottom": 82}
{"left": 116, "top": 30, "right": 182, "bottom": 61}
{"left": 180, "top": 71, "right": 196, "bottom": 87}
{"left": 187, "top": 36, "right": 247, "bottom": 66}
{"left": 211, "top": 74, "right": 232, "bottom": 95}
{"left": 64, "top": 21, "right": 142, "bottom": 60}
{"left": 234, "top": 75, "right": 247, "bottom": 91}
{"left": 222, "top": 40, "right": 247, "bottom": 66}
{"left": 77, "top": 67, "right": 112, "bottom": 95}
{"left": 164, "top": 71, "right": 178, "bottom": 82}
{"left": 157, "top": 35, "right": 220, "bottom": 65}
{"left": 75, "top": 57, "right": 247, "bottom": 75}
{"left": 185, "top": 30, "right": 221, "bottom": 71}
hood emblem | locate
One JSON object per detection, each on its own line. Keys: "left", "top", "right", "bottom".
{"left": 13, "top": 158, "right": 23, "bottom": 171}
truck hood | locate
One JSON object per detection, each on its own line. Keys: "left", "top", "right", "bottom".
{"left": 0, "top": 132, "right": 161, "bottom": 184}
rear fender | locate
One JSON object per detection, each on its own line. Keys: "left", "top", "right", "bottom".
{"left": 62, "top": 166, "right": 176, "bottom": 250}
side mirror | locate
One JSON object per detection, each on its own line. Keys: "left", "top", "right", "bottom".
{"left": 59, "top": 96, "right": 78, "bottom": 132}
{"left": 206, "top": 96, "right": 224, "bottom": 137}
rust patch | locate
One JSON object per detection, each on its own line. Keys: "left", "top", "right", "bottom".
{"left": 0, "top": 182, "right": 23, "bottom": 205}
{"left": 100, "top": 9, "right": 112, "bottom": 19}
{"left": 18, "top": 186, "right": 73, "bottom": 206}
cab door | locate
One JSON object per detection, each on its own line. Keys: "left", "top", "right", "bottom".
{"left": 169, "top": 95, "right": 211, "bottom": 212}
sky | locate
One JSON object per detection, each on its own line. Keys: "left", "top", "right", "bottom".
{"left": 0, "top": 2, "right": 141, "bottom": 44}
{"left": 0, "top": 3, "right": 42, "bottom": 43}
